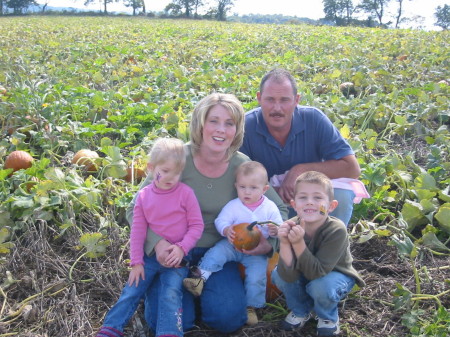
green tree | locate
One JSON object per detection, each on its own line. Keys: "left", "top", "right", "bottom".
{"left": 435, "top": 4, "right": 450, "bottom": 30}
{"left": 359, "top": 0, "right": 391, "bottom": 25}
{"left": 84, "top": 0, "right": 118, "bottom": 14}
{"left": 5, "top": 0, "right": 36, "bottom": 14}
{"left": 166, "top": 0, "right": 196, "bottom": 17}
{"left": 124, "top": 0, "right": 144, "bottom": 15}
{"left": 323, "top": 0, "right": 354, "bottom": 26}
{"left": 215, "top": 0, "right": 234, "bottom": 21}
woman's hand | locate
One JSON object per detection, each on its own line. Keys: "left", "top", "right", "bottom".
{"left": 128, "top": 264, "right": 145, "bottom": 287}
{"left": 154, "top": 239, "right": 171, "bottom": 266}
{"left": 243, "top": 235, "right": 272, "bottom": 255}
{"left": 164, "top": 244, "right": 185, "bottom": 268}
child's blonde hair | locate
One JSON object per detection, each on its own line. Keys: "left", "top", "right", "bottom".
{"left": 294, "top": 171, "right": 334, "bottom": 200}
{"left": 148, "top": 138, "right": 186, "bottom": 172}
{"left": 235, "top": 161, "right": 268, "bottom": 184}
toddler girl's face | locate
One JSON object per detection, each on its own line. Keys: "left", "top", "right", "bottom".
{"left": 291, "top": 182, "right": 332, "bottom": 225}
{"left": 235, "top": 172, "right": 268, "bottom": 205}
{"left": 151, "top": 159, "right": 182, "bottom": 190}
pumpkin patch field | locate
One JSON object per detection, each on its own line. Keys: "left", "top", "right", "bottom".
{"left": 0, "top": 16, "right": 449, "bottom": 336}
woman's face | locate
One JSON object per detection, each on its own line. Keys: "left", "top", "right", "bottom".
{"left": 201, "top": 104, "right": 237, "bottom": 154}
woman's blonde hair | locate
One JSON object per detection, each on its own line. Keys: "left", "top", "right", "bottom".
{"left": 148, "top": 137, "right": 186, "bottom": 172}
{"left": 189, "top": 93, "right": 245, "bottom": 161}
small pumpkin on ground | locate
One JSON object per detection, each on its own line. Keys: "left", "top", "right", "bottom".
{"left": 72, "top": 149, "right": 99, "bottom": 172}
{"left": 4, "top": 150, "right": 34, "bottom": 172}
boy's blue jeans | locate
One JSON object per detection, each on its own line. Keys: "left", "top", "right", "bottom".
{"left": 144, "top": 246, "right": 247, "bottom": 334}
{"left": 287, "top": 188, "right": 355, "bottom": 226}
{"left": 102, "top": 253, "right": 188, "bottom": 337}
{"left": 199, "top": 239, "right": 267, "bottom": 308}
{"left": 271, "top": 267, "right": 355, "bottom": 322}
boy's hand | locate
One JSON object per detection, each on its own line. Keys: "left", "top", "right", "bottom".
{"left": 278, "top": 220, "right": 295, "bottom": 244}
{"left": 165, "top": 244, "right": 185, "bottom": 268}
{"left": 288, "top": 219, "right": 305, "bottom": 244}
{"left": 128, "top": 264, "right": 145, "bottom": 287}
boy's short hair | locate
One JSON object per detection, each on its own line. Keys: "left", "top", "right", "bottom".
{"left": 294, "top": 171, "right": 334, "bottom": 200}
{"left": 148, "top": 138, "right": 186, "bottom": 172}
{"left": 235, "top": 161, "right": 268, "bottom": 184}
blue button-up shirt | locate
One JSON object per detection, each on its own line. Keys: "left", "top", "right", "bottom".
{"left": 240, "top": 105, "right": 354, "bottom": 179}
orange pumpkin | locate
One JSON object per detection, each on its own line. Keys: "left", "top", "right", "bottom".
{"left": 124, "top": 167, "right": 147, "bottom": 183}
{"left": 238, "top": 252, "right": 281, "bottom": 302}
{"left": 233, "top": 221, "right": 261, "bottom": 251}
{"left": 4, "top": 150, "right": 34, "bottom": 172}
{"left": 72, "top": 149, "right": 99, "bottom": 172}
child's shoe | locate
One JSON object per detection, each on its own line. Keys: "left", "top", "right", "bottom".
{"left": 317, "top": 317, "right": 340, "bottom": 336}
{"left": 183, "top": 277, "right": 204, "bottom": 297}
{"left": 281, "top": 311, "right": 312, "bottom": 331}
{"left": 246, "top": 307, "right": 258, "bottom": 326}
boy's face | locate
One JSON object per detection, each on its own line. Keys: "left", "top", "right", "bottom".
{"left": 290, "top": 182, "right": 338, "bottom": 225}
{"left": 148, "top": 158, "right": 182, "bottom": 190}
{"left": 235, "top": 172, "right": 269, "bottom": 205}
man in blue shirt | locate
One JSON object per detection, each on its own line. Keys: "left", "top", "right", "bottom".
{"left": 240, "top": 68, "right": 361, "bottom": 225}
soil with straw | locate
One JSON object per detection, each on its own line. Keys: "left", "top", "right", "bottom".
{"left": 1, "top": 220, "right": 448, "bottom": 337}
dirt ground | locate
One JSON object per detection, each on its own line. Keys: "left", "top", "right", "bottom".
{"left": 1, "top": 221, "right": 448, "bottom": 337}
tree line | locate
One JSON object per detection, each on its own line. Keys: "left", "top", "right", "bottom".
{"left": 0, "top": 0, "right": 449, "bottom": 29}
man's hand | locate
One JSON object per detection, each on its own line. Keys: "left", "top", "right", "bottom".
{"left": 278, "top": 167, "right": 303, "bottom": 203}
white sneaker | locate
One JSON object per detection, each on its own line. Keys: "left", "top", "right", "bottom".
{"left": 317, "top": 317, "right": 340, "bottom": 336}
{"left": 281, "top": 311, "right": 312, "bottom": 331}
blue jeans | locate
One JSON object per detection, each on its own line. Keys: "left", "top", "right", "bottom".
{"left": 144, "top": 247, "right": 247, "bottom": 334}
{"left": 271, "top": 267, "right": 355, "bottom": 322}
{"left": 102, "top": 254, "right": 188, "bottom": 337}
{"left": 288, "top": 188, "right": 355, "bottom": 226}
{"left": 199, "top": 239, "right": 267, "bottom": 308}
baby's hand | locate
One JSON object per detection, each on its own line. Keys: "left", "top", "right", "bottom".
{"left": 224, "top": 226, "right": 235, "bottom": 245}
{"left": 267, "top": 222, "right": 279, "bottom": 237}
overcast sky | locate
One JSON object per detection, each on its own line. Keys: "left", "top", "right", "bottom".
{"left": 42, "top": 0, "right": 448, "bottom": 30}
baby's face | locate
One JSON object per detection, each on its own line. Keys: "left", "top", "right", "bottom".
{"left": 235, "top": 173, "right": 268, "bottom": 205}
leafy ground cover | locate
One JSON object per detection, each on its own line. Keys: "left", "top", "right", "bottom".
{"left": 0, "top": 16, "right": 449, "bottom": 337}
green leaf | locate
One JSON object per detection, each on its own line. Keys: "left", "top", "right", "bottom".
{"left": 401, "top": 201, "right": 428, "bottom": 232}
{"left": 79, "top": 232, "right": 110, "bottom": 258}
{"left": 414, "top": 173, "right": 437, "bottom": 190}
{"left": 435, "top": 204, "right": 450, "bottom": 234}
{"left": 421, "top": 232, "right": 450, "bottom": 252}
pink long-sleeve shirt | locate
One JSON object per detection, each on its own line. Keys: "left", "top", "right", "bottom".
{"left": 130, "top": 182, "right": 204, "bottom": 266}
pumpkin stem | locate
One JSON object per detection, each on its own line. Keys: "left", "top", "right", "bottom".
{"left": 248, "top": 221, "right": 259, "bottom": 230}
{"left": 256, "top": 220, "right": 280, "bottom": 227}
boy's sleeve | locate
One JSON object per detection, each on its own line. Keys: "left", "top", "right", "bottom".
{"left": 296, "top": 226, "right": 348, "bottom": 280}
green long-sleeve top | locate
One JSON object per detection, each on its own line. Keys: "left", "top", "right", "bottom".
{"left": 277, "top": 216, "right": 365, "bottom": 287}
{"left": 126, "top": 144, "right": 288, "bottom": 256}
